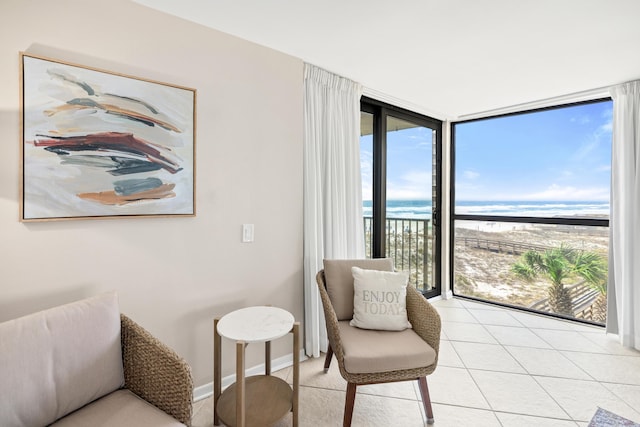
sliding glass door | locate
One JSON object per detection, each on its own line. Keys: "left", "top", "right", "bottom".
{"left": 361, "top": 97, "right": 442, "bottom": 298}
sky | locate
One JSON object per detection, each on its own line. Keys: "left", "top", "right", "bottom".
{"left": 360, "top": 122, "right": 434, "bottom": 201}
{"left": 455, "top": 100, "right": 612, "bottom": 202}
{"left": 360, "top": 100, "right": 613, "bottom": 202}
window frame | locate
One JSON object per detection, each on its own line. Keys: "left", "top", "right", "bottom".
{"left": 361, "top": 96, "right": 443, "bottom": 298}
{"left": 449, "top": 98, "right": 612, "bottom": 322}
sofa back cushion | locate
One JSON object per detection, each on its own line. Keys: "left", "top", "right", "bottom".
{"left": 0, "top": 292, "right": 125, "bottom": 427}
{"left": 323, "top": 258, "right": 394, "bottom": 320}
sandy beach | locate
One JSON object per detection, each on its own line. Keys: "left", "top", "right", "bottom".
{"left": 454, "top": 221, "right": 609, "bottom": 309}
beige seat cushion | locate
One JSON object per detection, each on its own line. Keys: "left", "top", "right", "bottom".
{"left": 338, "top": 320, "right": 436, "bottom": 374}
{"left": 50, "top": 389, "right": 186, "bottom": 427}
{"left": 323, "top": 258, "right": 394, "bottom": 320}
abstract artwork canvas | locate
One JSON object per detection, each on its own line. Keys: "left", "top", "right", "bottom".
{"left": 20, "top": 53, "right": 196, "bottom": 221}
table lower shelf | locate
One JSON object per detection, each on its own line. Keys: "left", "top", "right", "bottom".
{"left": 217, "top": 375, "right": 293, "bottom": 427}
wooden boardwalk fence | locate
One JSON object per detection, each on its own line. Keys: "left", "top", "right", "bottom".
{"left": 457, "top": 236, "right": 603, "bottom": 322}
{"left": 457, "top": 237, "right": 548, "bottom": 255}
{"left": 529, "top": 281, "right": 600, "bottom": 320}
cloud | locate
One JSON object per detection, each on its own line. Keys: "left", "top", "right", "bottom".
{"left": 463, "top": 170, "right": 479, "bottom": 180}
{"left": 387, "top": 170, "right": 431, "bottom": 199}
{"left": 402, "top": 171, "right": 430, "bottom": 182}
{"left": 569, "top": 104, "right": 612, "bottom": 163}
{"left": 454, "top": 182, "right": 485, "bottom": 201}
{"left": 598, "top": 120, "right": 612, "bottom": 134}
{"left": 560, "top": 170, "right": 574, "bottom": 179}
{"left": 573, "top": 139, "right": 600, "bottom": 161}
{"left": 521, "top": 184, "right": 609, "bottom": 201}
{"left": 360, "top": 150, "right": 373, "bottom": 176}
{"left": 572, "top": 119, "right": 612, "bottom": 162}
{"left": 387, "top": 187, "right": 428, "bottom": 199}
{"left": 595, "top": 106, "right": 613, "bottom": 136}
{"left": 570, "top": 115, "right": 591, "bottom": 125}
{"left": 360, "top": 150, "right": 373, "bottom": 200}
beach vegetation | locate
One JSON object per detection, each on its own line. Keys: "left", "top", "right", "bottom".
{"left": 512, "top": 244, "right": 607, "bottom": 317}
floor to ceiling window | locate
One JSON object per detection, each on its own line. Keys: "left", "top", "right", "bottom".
{"left": 361, "top": 97, "right": 442, "bottom": 298}
{"left": 451, "top": 99, "right": 612, "bottom": 324}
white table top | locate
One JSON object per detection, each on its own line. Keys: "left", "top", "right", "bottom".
{"left": 217, "top": 306, "right": 294, "bottom": 343}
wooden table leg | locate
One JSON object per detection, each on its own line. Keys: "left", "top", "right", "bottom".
{"left": 265, "top": 340, "right": 271, "bottom": 375}
{"left": 236, "top": 340, "right": 246, "bottom": 427}
{"left": 214, "top": 318, "right": 221, "bottom": 426}
{"left": 292, "top": 322, "right": 300, "bottom": 427}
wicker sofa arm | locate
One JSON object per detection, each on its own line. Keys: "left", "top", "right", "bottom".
{"left": 120, "top": 314, "right": 193, "bottom": 426}
{"left": 316, "top": 270, "right": 346, "bottom": 364}
{"left": 406, "top": 286, "right": 442, "bottom": 357}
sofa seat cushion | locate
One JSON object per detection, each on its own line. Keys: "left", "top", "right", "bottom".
{"left": 338, "top": 320, "right": 436, "bottom": 374}
{"left": 50, "top": 389, "right": 186, "bottom": 427}
{"left": 0, "top": 292, "right": 124, "bottom": 427}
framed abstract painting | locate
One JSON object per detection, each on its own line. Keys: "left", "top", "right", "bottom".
{"left": 20, "top": 53, "right": 196, "bottom": 221}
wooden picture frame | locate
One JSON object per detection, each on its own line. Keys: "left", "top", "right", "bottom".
{"left": 20, "top": 52, "right": 196, "bottom": 221}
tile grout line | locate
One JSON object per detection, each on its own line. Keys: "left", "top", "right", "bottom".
{"left": 529, "top": 374, "right": 579, "bottom": 422}
{"left": 456, "top": 304, "right": 499, "bottom": 417}
{"left": 499, "top": 318, "right": 578, "bottom": 423}
{"left": 484, "top": 301, "right": 639, "bottom": 424}
{"left": 599, "top": 382, "right": 640, "bottom": 421}
{"left": 444, "top": 300, "right": 590, "bottom": 423}
{"left": 435, "top": 301, "right": 506, "bottom": 424}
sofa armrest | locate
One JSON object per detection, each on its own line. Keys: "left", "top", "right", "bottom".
{"left": 120, "top": 314, "right": 193, "bottom": 426}
{"left": 406, "top": 286, "right": 441, "bottom": 358}
{"left": 316, "top": 270, "right": 346, "bottom": 366}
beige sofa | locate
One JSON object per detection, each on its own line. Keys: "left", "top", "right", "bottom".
{"left": 0, "top": 292, "right": 193, "bottom": 427}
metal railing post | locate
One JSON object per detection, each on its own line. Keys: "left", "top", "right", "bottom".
{"left": 363, "top": 216, "right": 432, "bottom": 292}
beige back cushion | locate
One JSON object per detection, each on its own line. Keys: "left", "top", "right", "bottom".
{"left": 323, "top": 258, "right": 394, "bottom": 320}
{"left": 0, "top": 292, "right": 125, "bottom": 427}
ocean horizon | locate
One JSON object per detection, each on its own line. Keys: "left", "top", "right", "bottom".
{"left": 363, "top": 200, "right": 610, "bottom": 219}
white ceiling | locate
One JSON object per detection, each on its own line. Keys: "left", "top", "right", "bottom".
{"left": 133, "top": 0, "right": 640, "bottom": 120}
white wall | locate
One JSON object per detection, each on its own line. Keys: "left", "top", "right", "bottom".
{"left": 0, "top": 0, "right": 304, "bottom": 389}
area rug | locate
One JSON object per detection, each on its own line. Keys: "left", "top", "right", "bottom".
{"left": 588, "top": 408, "right": 640, "bottom": 426}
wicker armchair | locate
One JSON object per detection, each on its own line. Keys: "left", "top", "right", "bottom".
{"left": 120, "top": 314, "right": 194, "bottom": 426}
{"left": 317, "top": 259, "right": 441, "bottom": 427}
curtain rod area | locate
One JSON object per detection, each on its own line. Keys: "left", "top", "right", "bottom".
{"left": 456, "top": 86, "right": 612, "bottom": 122}
{"left": 362, "top": 87, "right": 448, "bottom": 121}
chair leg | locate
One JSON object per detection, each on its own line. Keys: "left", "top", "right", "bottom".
{"left": 324, "top": 344, "right": 333, "bottom": 373}
{"left": 344, "top": 382, "right": 357, "bottom": 427}
{"left": 418, "top": 377, "right": 434, "bottom": 424}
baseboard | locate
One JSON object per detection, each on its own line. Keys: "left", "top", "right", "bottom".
{"left": 426, "top": 290, "right": 453, "bottom": 302}
{"left": 193, "top": 348, "right": 308, "bottom": 402}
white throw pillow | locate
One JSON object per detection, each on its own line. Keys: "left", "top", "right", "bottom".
{"left": 350, "top": 266, "right": 412, "bottom": 331}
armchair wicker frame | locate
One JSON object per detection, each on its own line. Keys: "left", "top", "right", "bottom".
{"left": 120, "top": 314, "right": 194, "bottom": 426}
{"left": 316, "top": 269, "right": 441, "bottom": 427}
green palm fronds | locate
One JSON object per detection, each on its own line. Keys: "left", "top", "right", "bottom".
{"left": 511, "top": 243, "right": 607, "bottom": 316}
{"left": 573, "top": 251, "right": 607, "bottom": 291}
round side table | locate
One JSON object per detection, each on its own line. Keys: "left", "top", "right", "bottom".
{"left": 214, "top": 306, "right": 299, "bottom": 427}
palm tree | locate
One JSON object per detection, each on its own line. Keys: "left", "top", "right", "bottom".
{"left": 512, "top": 244, "right": 607, "bottom": 317}
{"left": 573, "top": 250, "right": 608, "bottom": 322}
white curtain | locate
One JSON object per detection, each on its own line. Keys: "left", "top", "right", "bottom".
{"left": 607, "top": 80, "right": 640, "bottom": 350}
{"left": 303, "top": 64, "right": 365, "bottom": 357}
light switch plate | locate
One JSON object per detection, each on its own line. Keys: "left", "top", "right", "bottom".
{"left": 242, "top": 224, "right": 254, "bottom": 242}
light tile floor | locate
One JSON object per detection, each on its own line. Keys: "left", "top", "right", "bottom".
{"left": 192, "top": 298, "right": 640, "bottom": 426}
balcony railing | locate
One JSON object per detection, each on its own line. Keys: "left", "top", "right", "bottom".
{"left": 363, "top": 217, "right": 432, "bottom": 292}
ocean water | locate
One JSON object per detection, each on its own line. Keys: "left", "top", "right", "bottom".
{"left": 362, "top": 200, "right": 610, "bottom": 219}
